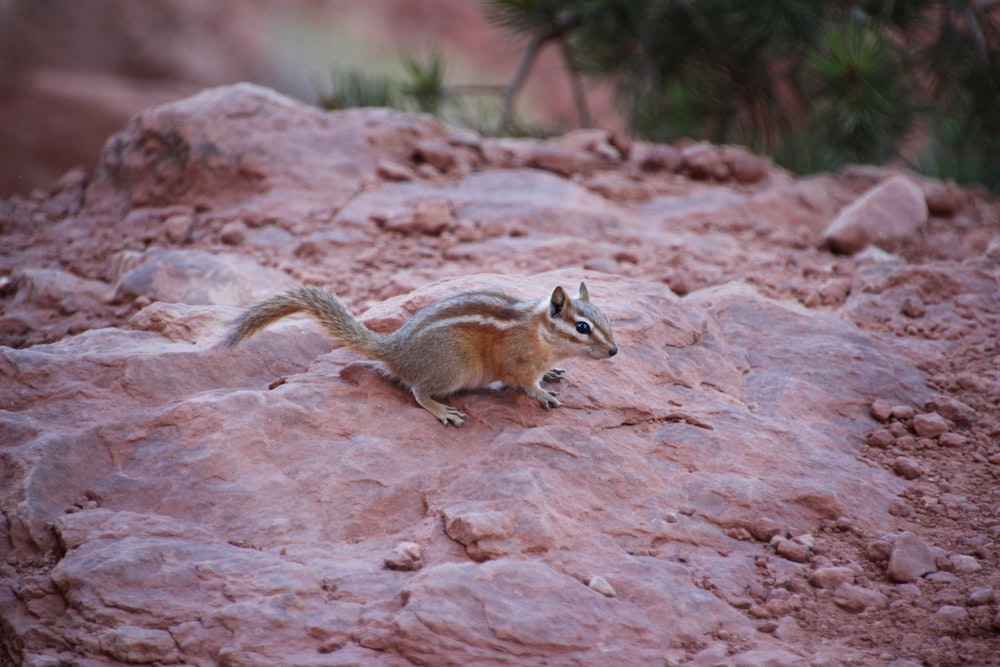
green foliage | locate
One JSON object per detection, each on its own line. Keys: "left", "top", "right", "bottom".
{"left": 804, "top": 23, "right": 917, "bottom": 166}
{"left": 400, "top": 53, "right": 448, "bottom": 114}
{"left": 315, "top": 52, "right": 548, "bottom": 136}
{"left": 481, "top": 0, "right": 1000, "bottom": 191}
{"left": 316, "top": 70, "right": 397, "bottom": 110}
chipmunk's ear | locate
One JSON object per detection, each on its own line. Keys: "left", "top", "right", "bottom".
{"left": 578, "top": 282, "right": 590, "bottom": 302}
{"left": 550, "top": 286, "right": 567, "bottom": 317}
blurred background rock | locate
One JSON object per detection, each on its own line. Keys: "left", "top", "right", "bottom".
{"left": 0, "top": 0, "right": 615, "bottom": 197}
{"left": 2, "top": 0, "right": 997, "bottom": 199}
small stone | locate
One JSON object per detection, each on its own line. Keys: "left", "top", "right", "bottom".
{"left": 792, "top": 533, "right": 815, "bottom": 549}
{"left": 384, "top": 541, "right": 423, "bottom": 571}
{"left": 750, "top": 517, "right": 782, "bottom": 542}
{"left": 821, "top": 175, "right": 928, "bottom": 254}
{"left": 588, "top": 575, "right": 617, "bottom": 597}
{"left": 949, "top": 554, "right": 981, "bottom": 573}
{"left": 413, "top": 139, "right": 457, "bottom": 172}
{"left": 163, "top": 214, "right": 193, "bottom": 244}
{"left": 866, "top": 429, "right": 894, "bottom": 448}
{"left": 818, "top": 278, "right": 851, "bottom": 304}
{"left": 756, "top": 621, "right": 779, "bottom": 634}
{"left": 678, "top": 504, "right": 696, "bottom": 516}
{"left": 727, "top": 149, "right": 770, "bottom": 183}
{"left": 682, "top": 142, "right": 730, "bottom": 180}
{"left": 377, "top": 159, "right": 415, "bottom": 181}
{"left": 926, "top": 571, "right": 960, "bottom": 584}
{"left": 633, "top": 143, "right": 683, "bottom": 173}
{"left": 888, "top": 499, "right": 912, "bottom": 517}
{"left": 891, "top": 405, "right": 916, "bottom": 420}
{"left": 832, "top": 583, "right": 888, "bottom": 613}
{"left": 924, "top": 183, "right": 961, "bottom": 217}
{"left": 900, "top": 296, "right": 926, "bottom": 318}
{"left": 219, "top": 220, "right": 247, "bottom": 245}
{"left": 775, "top": 538, "right": 812, "bottom": 563}
{"left": 664, "top": 511, "right": 678, "bottom": 523}
{"left": 444, "top": 511, "right": 514, "bottom": 546}
{"left": 968, "top": 587, "right": 994, "bottom": 606}
{"left": 888, "top": 422, "right": 910, "bottom": 438}
{"left": 384, "top": 199, "right": 455, "bottom": 235}
{"left": 866, "top": 539, "right": 893, "bottom": 563}
{"left": 870, "top": 400, "right": 893, "bottom": 422}
{"left": 937, "top": 432, "right": 967, "bottom": 448}
{"left": 728, "top": 596, "right": 754, "bottom": 609}
{"left": 925, "top": 396, "right": 976, "bottom": 426}
{"left": 913, "top": 412, "right": 948, "bottom": 438}
{"left": 888, "top": 531, "right": 937, "bottom": 582}
{"left": 894, "top": 456, "right": 922, "bottom": 480}
{"left": 808, "top": 566, "right": 855, "bottom": 590}
{"left": 930, "top": 605, "right": 968, "bottom": 632}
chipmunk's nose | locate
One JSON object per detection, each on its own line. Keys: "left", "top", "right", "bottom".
{"left": 608, "top": 345, "right": 618, "bottom": 357}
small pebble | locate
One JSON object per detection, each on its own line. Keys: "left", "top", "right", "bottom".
{"left": 870, "top": 399, "right": 893, "bottom": 422}
{"left": 775, "top": 538, "right": 812, "bottom": 563}
{"left": 866, "top": 541, "right": 893, "bottom": 564}
{"left": 925, "top": 571, "right": 959, "bottom": 584}
{"left": 888, "top": 499, "right": 912, "bottom": 517}
{"left": 792, "top": 533, "right": 815, "bottom": 549}
{"left": 808, "top": 566, "right": 855, "bottom": 590}
{"left": 756, "top": 621, "right": 778, "bottom": 633}
{"left": 913, "top": 412, "right": 948, "bottom": 438}
{"left": 888, "top": 422, "right": 910, "bottom": 438}
{"left": 383, "top": 542, "right": 423, "bottom": 571}
{"left": 588, "top": 575, "right": 617, "bottom": 598}
{"left": 901, "top": 296, "right": 926, "bottom": 318}
{"left": 894, "top": 456, "right": 923, "bottom": 480}
{"left": 220, "top": 220, "right": 247, "bottom": 245}
{"left": 832, "top": 583, "right": 888, "bottom": 613}
{"left": 938, "top": 432, "right": 966, "bottom": 447}
{"left": 887, "top": 532, "right": 937, "bottom": 582}
{"left": 930, "top": 605, "right": 968, "bottom": 632}
{"left": 750, "top": 517, "right": 782, "bottom": 542}
{"left": 868, "top": 429, "right": 895, "bottom": 448}
{"left": 968, "top": 587, "right": 994, "bottom": 606}
{"left": 949, "top": 554, "right": 981, "bottom": 573}
{"left": 891, "top": 405, "right": 916, "bottom": 420}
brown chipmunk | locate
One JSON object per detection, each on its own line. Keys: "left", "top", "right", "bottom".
{"left": 225, "top": 282, "right": 617, "bottom": 426}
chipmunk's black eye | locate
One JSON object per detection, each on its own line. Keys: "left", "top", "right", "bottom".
{"left": 575, "top": 321, "right": 592, "bottom": 335}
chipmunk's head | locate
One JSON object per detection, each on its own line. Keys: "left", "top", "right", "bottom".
{"left": 547, "top": 282, "right": 618, "bottom": 360}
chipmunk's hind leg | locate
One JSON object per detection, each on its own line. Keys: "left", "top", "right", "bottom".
{"left": 412, "top": 387, "right": 467, "bottom": 427}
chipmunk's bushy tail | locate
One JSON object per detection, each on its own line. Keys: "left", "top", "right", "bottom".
{"left": 225, "top": 286, "right": 385, "bottom": 356}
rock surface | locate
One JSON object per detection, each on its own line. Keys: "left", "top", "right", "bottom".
{"left": 2, "top": 83, "right": 999, "bottom": 666}
{"left": 821, "top": 174, "right": 929, "bottom": 254}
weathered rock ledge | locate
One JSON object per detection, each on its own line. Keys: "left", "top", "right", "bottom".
{"left": 2, "top": 83, "right": 998, "bottom": 666}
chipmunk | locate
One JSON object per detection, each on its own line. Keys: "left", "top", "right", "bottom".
{"left": 225, "top": 282, "right": 617, "bottom": 426}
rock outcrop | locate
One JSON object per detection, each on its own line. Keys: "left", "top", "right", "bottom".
{"left": 2, "top": 83, "right": 998, "bottom": 666}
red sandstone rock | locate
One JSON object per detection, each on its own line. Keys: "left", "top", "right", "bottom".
{"left": 2, "top": 82, "right": 998, "bottom": 667}
{"left": 821, "top": 174, "right": 929, "bottom": 254}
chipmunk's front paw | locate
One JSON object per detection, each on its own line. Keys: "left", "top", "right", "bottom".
{"left": 542, "top": 368, "right": 566, "bottom": 384}
{"left": 525, "top": 384, "right": 562, "bottom": 410}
